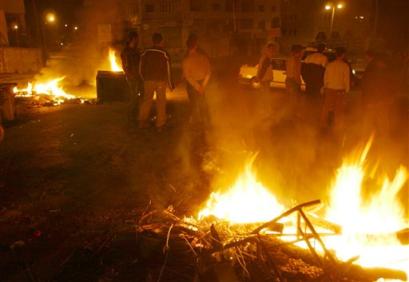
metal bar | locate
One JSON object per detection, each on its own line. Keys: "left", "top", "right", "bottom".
{"left": 299, "top": 210, "right": 336, "bottom": 263}
{"left": 252, "top": 200, "right": 322, "bottom": 234}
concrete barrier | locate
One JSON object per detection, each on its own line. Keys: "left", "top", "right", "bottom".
{"left": 0, "top": 47, "right": 43, "bottom": 74}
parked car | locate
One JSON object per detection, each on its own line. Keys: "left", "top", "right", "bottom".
{"left": 239, "top": 50, "right": 362, "bottom": 90}
{"left": 239, "top": 57, "right": 305, "bottom": 90}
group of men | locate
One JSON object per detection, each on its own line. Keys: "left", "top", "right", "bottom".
{"left": 121, "top": 32, "right": 211, "bottom": 131}
{"left": 257, "top": 43, "right": 351, "bottom": 130}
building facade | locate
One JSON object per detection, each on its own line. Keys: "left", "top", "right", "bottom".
{"left": 280, "top": 0, "right": 375, "bottom": 50}
{"left": 0, "top": 0, "right": 42, "bottom": 74}
{"left": 84, "top": 0, "right": 281, "bottom": 57}
{"left": 0, "top": 0, "right": 26, "bottom": 46}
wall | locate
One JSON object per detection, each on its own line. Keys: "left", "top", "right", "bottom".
{"left": 0, "top": 47, "right": 42, "bottom": 73}
{"left": 0, "top": 0, "right": 25, "bottom": 13}
{"left": 0, "top": 10, "right": 7, "bottom": 45}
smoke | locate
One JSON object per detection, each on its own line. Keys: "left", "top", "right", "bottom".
{"left": 33, "top": 0, "right": 124, "bottom": 97}
{"left": 193, "top": 74, "right": 409, "bottom": 213}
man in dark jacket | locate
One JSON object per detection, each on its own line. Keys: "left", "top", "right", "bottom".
{"left": 138, "top": 33, "right": 174, "bottom": 129}
{"left": 302, "top": 43, "right": 328, "bottom": 98}
{"left": 121, "top": 31, "right": 142, "bottom": 124}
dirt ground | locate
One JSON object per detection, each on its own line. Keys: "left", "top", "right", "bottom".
{"left": 0, "top": 78, "right": 408, "bottom": 281}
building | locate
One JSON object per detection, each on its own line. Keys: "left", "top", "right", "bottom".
{"left": 0, "top": 0, "right": 42, "bottom": 74}
{"left": 0, "top": 0, "right": 26, "bottom": 46}
{"left": 280, "top": 0, "right": 375, "bottom": 50}
{"left": 83, "top": 0, "right": 281, "bottom": 57}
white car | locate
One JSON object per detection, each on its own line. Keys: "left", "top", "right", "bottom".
{"left": 239, "top": 58, "right": 305, "bottom": 90}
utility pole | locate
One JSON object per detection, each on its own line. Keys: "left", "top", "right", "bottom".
{"left": 329, "top": 5, "right": 335, "bottom": 35}
{"left": 233, "top": 0, "right": 237, "bottom": 32}
{"left": 29, "top": 0, "right": 47, "bottom": 63}
{"left": 373, "top": 0, "right": 379, "bottom": 36}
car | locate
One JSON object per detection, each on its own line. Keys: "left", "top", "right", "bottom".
{"left": 239, "top": 50, "right": 362, "bottom": 90}
{"left": 239, "top": 57, "right": 305, "bottom": 90}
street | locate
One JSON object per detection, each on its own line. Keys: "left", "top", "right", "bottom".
{"left": 1, "top": 74, "right": 408, "bottom": 279}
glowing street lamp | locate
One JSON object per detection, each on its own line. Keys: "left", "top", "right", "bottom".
{"left": 45, "top": 12, "right": 57, "bottom": 24}
{"left": 325, "top": 2, "right": 344, "bottom": 35}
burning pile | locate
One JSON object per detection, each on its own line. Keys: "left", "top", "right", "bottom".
{"left": 13, "top": 77, "right": 84, "bottom": 106}
{"left": 136, "top": 139, "right": 409, "bottom": 281}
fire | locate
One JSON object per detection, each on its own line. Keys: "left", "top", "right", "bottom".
{"left": 109, "top": 48, "right": 123, "bottom": 72}
{"left": 13, "top": 77, "right": 76, "bottom": 105}
{"left": 239, "top": 64, "right": 258, "bottom": 79}
{"left": 324, "top": 138, "right": 409, "bottom": 276}
{"left": 198, "top": 155, "right": 284, "bottom": 224}
{"left": 198, "top": 139, "right": 409, "bottom": 278}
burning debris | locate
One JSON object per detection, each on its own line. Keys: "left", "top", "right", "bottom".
{"left": 96, "top": 48, "right": 128, "bottom": 103}
{"left": 135, "top": 202, "right": 407, "bottom": 282}
{"left": 133, "top": 140, "right": 409, "bottom": 281}
{"left": 13, "top": 77, "right": 88, "bottom": 106}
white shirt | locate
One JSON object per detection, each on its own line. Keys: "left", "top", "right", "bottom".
{"left": 324, "top": 59, "right": 351, "bottom": 92}
{"left": 305, "top": 52, "right": 328, "bottom": 67}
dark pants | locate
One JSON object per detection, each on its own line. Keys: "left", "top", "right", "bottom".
{"left": 127, "top": 78, "right": 142, "bottom": 122}
{"left": 139, "top": 81, "right": 167, "bottom": 128}
{"left": 305, "top": 82, "right": 323, "bottom": 98}
{"left": 187, "top": 82, "right": 210, "bottom": 127}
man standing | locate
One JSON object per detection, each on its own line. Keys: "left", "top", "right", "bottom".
{"left": 121, "top": 31, "right": 142, "bottom": 124}
{"left": 285, "top": 45, "right": 304, "bottom": 95}
{"left": 139, "top": 33, "right": 174, "bottom": 130}
{"left": 321, "top": 47, "right": 350, "bottom": 129}
{"left": 255, "top": 43, "right": 277, "bottom": 88}
{"left": 182, "top": 34, "right": 211, "bottom": 127}
{"left": 303, "top": 43, "right": 328, "bottom": 98}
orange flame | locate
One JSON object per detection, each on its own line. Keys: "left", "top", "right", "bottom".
{"left": 13, "top": 77, "right": 76, "bottom": 105}
{"left": 198, "top": 140, "right": 409, "bottom": 278}
{"left": 324, "top": 138, "right": 409, "bottom": 276}
{"left": 109, "top": 48, "right": 123, "bottom": 72}
{"left": 198, "top": 155, "right": 284, "bottom": 224}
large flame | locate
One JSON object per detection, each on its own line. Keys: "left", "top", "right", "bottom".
{"left": 324, "top": 138, "right": 409, "bottom": 276}
{"left": 198, "top": 156, "right": 284, "bottom": 224}
{"left": 13, "top": 77, "right": 76, "bottom": 104}
{"left": 198, "top": 139, "right": 409, "bottom": 278}
{"left": 109, "top": 48, "right": 123, "bottom": 72}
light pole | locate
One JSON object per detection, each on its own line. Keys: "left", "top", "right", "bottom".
{"left": 325, "top": 2, "right": 344, "bottom": 35}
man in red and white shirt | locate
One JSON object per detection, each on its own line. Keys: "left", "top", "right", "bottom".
{"left": 321, "top": 47, "right": 350, "bottom": 129}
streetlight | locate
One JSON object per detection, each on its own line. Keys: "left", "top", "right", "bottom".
{"left": 45, "top": 12, "right": 57, "bottom": 24}
{"left": 325, "top": 2, "right": 344, "bottom": 35}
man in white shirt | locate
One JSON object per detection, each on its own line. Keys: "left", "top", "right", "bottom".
{"left": 321, "top": 47, "right": 350, "bottom": 129}
{"left": 303, "top": 44, "right": 328, "bottom": 97}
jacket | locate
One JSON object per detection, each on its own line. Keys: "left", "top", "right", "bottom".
{"left": 140, "top": 47, "right": 174, "bottom": 89}
{"left": 121, "top": 46, "right": 141, "bottom": 80}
